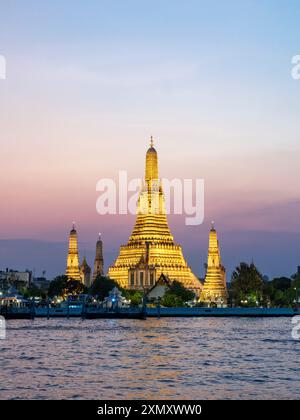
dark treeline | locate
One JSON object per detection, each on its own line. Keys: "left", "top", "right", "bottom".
{"left": 2, "top": 263, "right": 300, "bottom": 308}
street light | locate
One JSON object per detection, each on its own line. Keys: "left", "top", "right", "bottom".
{"left": 294, "top": 287, "right": 299, "bottom": 307}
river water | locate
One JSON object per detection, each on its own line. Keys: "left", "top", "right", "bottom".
{"left": 0, "top": 317, "right": 299, "bottom": 400}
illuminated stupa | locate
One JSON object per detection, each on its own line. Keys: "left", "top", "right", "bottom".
{"left": 200, "top": 222, "right": 228, "bottom": 304}
{"left": 65, "top": 223, "right": 82, "bottom": 282}
{"left": 108, "top": 138, "right": 202, "bottom": 294}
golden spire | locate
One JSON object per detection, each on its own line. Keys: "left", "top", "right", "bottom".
{"left": 108, "top": 140, "right": 202, "bottom": 294}
{"left": 209, "top": 222, "right": 219, "bottom": 251}
{"left": 145, "top": 137, "right": 158, "bottom": 181}
{"left": 66, "top": 223, "right": 82, "bottom": 282}
{"left": 133, "top": 138, "right": 171, "bottom": 241}
{"left": 200, "top": 223, "right": 228, "bottom": 305}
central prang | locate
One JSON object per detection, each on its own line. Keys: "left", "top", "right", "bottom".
{"left": 108, "top": 138, "right": 202, "bottom": 294}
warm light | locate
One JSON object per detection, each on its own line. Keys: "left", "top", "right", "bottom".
{"left": 108, "top": 142, "right": 201, "bottom": 294}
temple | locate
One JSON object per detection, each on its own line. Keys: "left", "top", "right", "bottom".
{"left": 65, "top": 224, "right": 81, "bottom": 281}
{"left": 108, "top": 138, "right": 202, "bottom": 294}
{"left": 200, "top": 222, "right": 228, "bottom": 305}
{"left": 93, "top": 233, "right": 104, "bottom": 281}
{"left": 80, "top": 256, "right": 92, "bottom": 287}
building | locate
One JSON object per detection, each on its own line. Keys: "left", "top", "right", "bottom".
{"left": 200, "top": 223, "right": 228, "bottom": 306}
{"left": 108, "top": 138, "right": 202, "bottom": 294}
{"left": 65, "top": 224, "right": 82, "bottom": 281}
{"left": 80, "top": 256, "right": 92, "bottom": 288}
{"left": 93, "top": 234, "right": 104, "bottom": 281}
{"left": 146, "top": 273, "right": 171, "bottom": 302}
{"left": 0, "top": 269, "right": 32, "bottom": 290}
{"left": 128, "top": 243, "right": 157, "bottom": 290}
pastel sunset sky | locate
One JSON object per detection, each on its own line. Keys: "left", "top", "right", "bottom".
{"left": 0, "top": 1, "right": 300, "bottom": 279}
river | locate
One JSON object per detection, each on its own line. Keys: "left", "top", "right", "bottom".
{"left": 0, "top": 317, "right": 299, "bottom": 399}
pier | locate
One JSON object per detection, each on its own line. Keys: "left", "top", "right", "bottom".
{"left": 1, "top": 305, "right": 300, "bottom": 319}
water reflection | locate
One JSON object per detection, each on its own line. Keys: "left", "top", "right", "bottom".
{"left": 0, "top": 318, "right": 299, "bottom": 399}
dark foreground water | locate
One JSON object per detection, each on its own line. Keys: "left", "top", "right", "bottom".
{"left": 0, "top": 318, "right": 299, "bottom": 400}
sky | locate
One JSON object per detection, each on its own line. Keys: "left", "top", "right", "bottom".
{"left": 0, "top": 1, "right": 300, "bottom": 279}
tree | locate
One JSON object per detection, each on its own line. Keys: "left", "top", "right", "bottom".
{"left": 291, "top": 270, "right": 300, "bottom": 290}
{"left": 161, "top": 293, "right": 183, "bottom": 307}
{"left": 12, "top": 280, "right": 27, "bottom": 294}
{"left": 231, "top": 262, "right": 264, "bottom": 306}
{"left": 23, "top": 284, "right": 42, "bottom": 298}
{"left": 271, "top": 277, "right": 291, "bottom": 292}
{"left": 48, "top": 275, "right": 68, "bottom": 298}
{"left": 161, "top": 281, "right": 195, "bottom": 307}
{"left": 168, "top": 281, "right": 195, "bottom": 302}
{"left": 261, "top": 275, "right": 299, "bottom": 308}
{"left": 123, "top": 290, "right": 143, "bottom": 306}
{"left": 90, "top": 275, "right": 121, "bottom": 300}
{"left": 65, "top": 280, "right": 86, "bottom": 296}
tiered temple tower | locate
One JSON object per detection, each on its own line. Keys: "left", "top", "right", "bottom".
{"left": 108, "top": 138, "right": 202, "bottom": 294}
{"left": 200, "top": 223, "right": 228, "bottom": 305}
{"left": 65, "top": 224, "right": 82, "bottom": 282}
{"left": 93, "top": 234, "right": 104, "bottom": 281}
{"left": 80, "top": 256, "right": 92, "bottom": 287}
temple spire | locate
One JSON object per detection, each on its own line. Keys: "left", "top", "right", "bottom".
{"left": 93, "top": 233, "right": 104, "bottom": 281}
{"left": 200, "top": 223, "right": 228, "bottom": 306}
{"left": 145, "top": 137, "right": 158, "bottom": 181}
{"left": 108, "top": 141, "right": 202, "bottom": 294}
{"left": 80, "top": 255, "right": 92, "bottom": 288}
{"left": 66, "top": 224, "right": 82, "bottom": 282}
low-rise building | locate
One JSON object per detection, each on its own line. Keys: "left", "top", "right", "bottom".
{"left": 0, "top": 269, "right": 32, "bottom": 291}
{"left": 146, "top": 273, "right": 171, "bottom": 303}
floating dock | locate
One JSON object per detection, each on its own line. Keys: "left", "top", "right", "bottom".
{"left": 1, "top": 306, "right": 300, "bottom": 319}
{"left": 84, "top": 307, "right": 146, "bottom": 320}
{"left": 146, "top": 307, "right": 300, "bottom": 317}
